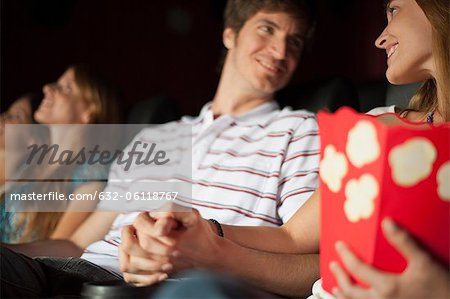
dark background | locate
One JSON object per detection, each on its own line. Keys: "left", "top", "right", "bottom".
{"left": 1, "top": 0, "right": 388, "bottom": 116}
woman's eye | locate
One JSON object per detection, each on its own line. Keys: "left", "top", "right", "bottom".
{"left": 58, "top": 84, "right": 72, "bottom": 94}
{"left": 6, "top": 112, "right": 23, "bottom": 122}
{"left": 387, "top": 6, "right": 398, "bottom": 17}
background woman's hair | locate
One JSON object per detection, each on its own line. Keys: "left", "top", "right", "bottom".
{"left": 70, "top": 64, "right": 122, "bottom": 124}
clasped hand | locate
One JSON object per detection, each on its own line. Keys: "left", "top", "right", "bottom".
{"left": 119, "top": 207, "right": 222, "bottom": 286}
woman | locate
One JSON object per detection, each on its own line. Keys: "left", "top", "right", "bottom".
{"left": 0, "top": 93, "right": 45, "bottom": 188}
{"left": 1, "top": 64, "right": 121, "bottom": 243}
{"left": 119, "top": 0, "right": 449, "bottom": 298}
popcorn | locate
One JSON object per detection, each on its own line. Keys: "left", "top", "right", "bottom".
{"left": 437, "top": 161, "right": 450, "bottom": 201}
{"left": 346, "top": 120, "right": 380, "bottom": 168}
{"left": 320, "top": 145, "right": 348, "bottom": 192}
{"left": 389, "top": 138, "right": 437, "bottom": 187}
{"left": 344, "top": 174, "right": 379, "bottom": 222}
{"left": 318, "top": 108, "right": 450, "bottom": 293}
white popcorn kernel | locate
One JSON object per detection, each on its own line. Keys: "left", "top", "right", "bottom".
{"left": 389, "top": 138, "right": 437, "bottom": 187}
{"left": 437, "top": 161, "right": 450, "bottom": 201}
{"left": 320, "top": 145, "right": 348, "bottom": 193}
{"left": 344, "top": 174, "right": 379, "bottom": 222}
{"left": 346, "top": 120, "right": 380, "bottom": 168}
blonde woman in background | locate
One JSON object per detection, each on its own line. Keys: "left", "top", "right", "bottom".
{"left": 1, "top": 64, "right": 121, "bottom": 243}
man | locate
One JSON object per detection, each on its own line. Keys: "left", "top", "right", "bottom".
{"left": 1, "top": 0, "right": 318, "bottom": 297}
{"left": 119, "top": 0, "right": 320, "bottom": 298}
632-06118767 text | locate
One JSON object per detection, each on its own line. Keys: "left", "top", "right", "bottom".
{"left": 98, "top": 191, "right": 178, "bottom": 201}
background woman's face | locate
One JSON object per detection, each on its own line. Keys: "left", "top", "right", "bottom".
{"left": 0, "top": 97, "right": 34, "bottom": 149}
{"left": 374, "top": 0, "right": 433, "bottom": 84}
{"left": 34, "top": 68, "right": 92, "bottom": 124}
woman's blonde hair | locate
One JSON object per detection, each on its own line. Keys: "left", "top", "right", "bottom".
{"left": 409, "top": 0, "right": 449, "bottom": 121}
{"left": 70, "top": 64, "right": 122, "bottom": 124}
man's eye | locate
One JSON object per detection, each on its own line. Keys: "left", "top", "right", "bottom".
{"left": 260, "top": 25, "right": 274, "bottom": 34}
{"left": 289, "top": 38, "right": 303, "bottom": 49}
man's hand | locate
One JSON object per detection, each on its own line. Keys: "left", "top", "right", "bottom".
{"left": 152, "top": 209, "right": 225, "bottom": 269}
{"left": 119, "top": 212, "right": 180, "bottom": 286}
{"left": 330, "top": 218, "right": 450, "bottom": 299}
{"left": 119, "top": 207, "right": 223, "bottom": 286}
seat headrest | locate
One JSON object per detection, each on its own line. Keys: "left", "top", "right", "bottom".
{"left": 276, "top": 77, "right": 360, "bottom": 113}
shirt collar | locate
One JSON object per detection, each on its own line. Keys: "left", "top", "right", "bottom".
{"left": 198, "top": 100, "right": 280, "bottom": 126}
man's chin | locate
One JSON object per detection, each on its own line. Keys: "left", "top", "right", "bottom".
{"left": 256, "top": 80, "right": 287, "bottom": 94}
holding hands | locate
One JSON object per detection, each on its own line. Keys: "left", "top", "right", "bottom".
{"left": 119, "top": 207, "right": 224, "bottom": 286}
{"left": 330, "top": 218, "right": 450, "bottom": 299}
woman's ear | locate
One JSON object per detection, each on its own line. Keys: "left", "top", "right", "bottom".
{"left": 80, "top": 104, "right": 95, "bottom": 124}
{"left": 223, "top": 27, "right": 236, "bottom": 49}
{"left": 80, "top": 112, "right": 91, "bottom": 124}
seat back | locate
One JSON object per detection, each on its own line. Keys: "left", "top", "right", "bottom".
{"left": 127, "top": 95, "right": 180, "bottom": 124}
{"left": 357, "top": 80, "right": 421, "bottom": 112}
{"left": 276, "top": 77, "right": 360, "bottom": 113}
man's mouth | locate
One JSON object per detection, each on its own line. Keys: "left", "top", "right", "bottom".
{"left": 257, "top": 59, "right": 283, "bottom": 74}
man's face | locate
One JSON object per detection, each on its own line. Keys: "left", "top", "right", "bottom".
{"left": 223, "top": 11, "right": 308, "bottom": 96}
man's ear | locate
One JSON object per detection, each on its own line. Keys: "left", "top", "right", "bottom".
{"left": 223, "top": 27, "right": 236, "bottom": 49}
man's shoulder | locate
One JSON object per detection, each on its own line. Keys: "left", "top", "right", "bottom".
{"left": 277, "top": 107, "right": 316, "bottom": 118}
{"left": 133, "top": 119, "right": 187, "bottom": 139}
{"left": 267, "top": 107, "right": 317, "bottom": 130}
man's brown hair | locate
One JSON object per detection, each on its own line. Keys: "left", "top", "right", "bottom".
{"left": 224, "top": 0, "right": 316, "bottom": 36}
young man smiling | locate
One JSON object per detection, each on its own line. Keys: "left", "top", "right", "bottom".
{"left": 119, "top": 0, "right": 320, "bottom": 297}
{"left": 1, "top": 1, "right": 318, "bottom": 297}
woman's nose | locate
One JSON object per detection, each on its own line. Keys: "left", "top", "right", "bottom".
{"left": 43, "top": 82, "right": 56, "bottom": 95}
{"left": 375, "top": 27, "right": 388, "bottom": 49}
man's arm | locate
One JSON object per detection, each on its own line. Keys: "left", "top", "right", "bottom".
{"left": 220, "top": 190, "right": 320, "bottom": 254}
{"left": 4, "top": 211, "right": 118, "bottom": 257}
{"left": 214, "top": 238, "right": 319, "bottom": 297}
{"left": 120, "top": 194, "right": 321, "bottom": 297}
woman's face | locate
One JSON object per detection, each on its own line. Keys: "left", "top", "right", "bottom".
{"left": 374, "top": 0, "right": 434, "bottom": 84}
{"left": 0, "top": 97, "right": 34, "bottom": 149}
{"left": 34, "top": 68, "right": 93, "bottom": 124}
{"left": 1, "top": 97, "right": 33, "bottom": 125}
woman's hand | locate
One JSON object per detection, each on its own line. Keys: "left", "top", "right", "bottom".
{"left": 330, "top": 218, "right": 450, "bottom": 299}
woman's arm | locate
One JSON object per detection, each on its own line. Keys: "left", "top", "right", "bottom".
{"left": 5, "top": 210, "right": 118, "bottom": 257}
{"left": 50, "top": 182, "right": 104, "bottom": 239}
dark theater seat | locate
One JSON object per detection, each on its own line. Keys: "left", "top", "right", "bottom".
{"left": 276, "top": 77, "right": 360, "bottom": 113}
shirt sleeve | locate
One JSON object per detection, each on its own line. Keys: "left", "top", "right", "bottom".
{"left": 276, "top": 114, "right": 320, "bottom": 222}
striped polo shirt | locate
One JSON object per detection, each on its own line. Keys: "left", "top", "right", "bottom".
{"left": 83, "top": 101, "right": 319, "bottom": 274}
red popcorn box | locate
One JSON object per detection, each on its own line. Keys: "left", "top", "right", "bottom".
{"left": 318, "top": 107, "right": 450, "bottom": 293}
